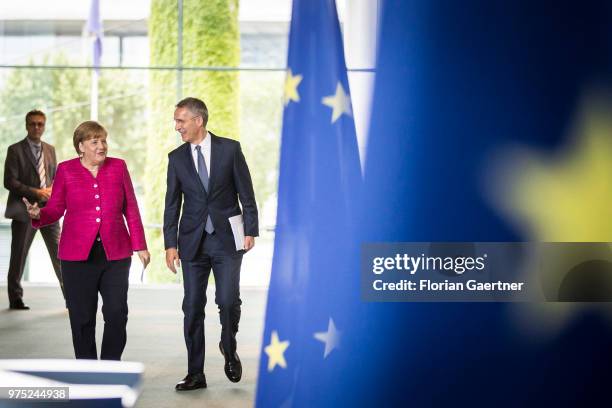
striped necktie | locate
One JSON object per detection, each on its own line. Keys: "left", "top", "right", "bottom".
{"left": 35, "top": 145, "right": 46, "bottom": 188}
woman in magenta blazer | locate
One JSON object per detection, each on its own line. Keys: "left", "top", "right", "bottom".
{"left": 24, "top": 121, "right": 150, "bottom": 361}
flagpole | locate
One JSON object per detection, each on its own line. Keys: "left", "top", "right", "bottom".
{"left": 87, "top": 0, "right": 102, "bottom": 121}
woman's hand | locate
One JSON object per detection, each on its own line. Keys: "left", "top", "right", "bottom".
{"left": 22, "top": 198, "right": 40, "bottom": 220}
{"left": 137, "top": 250, "right": 151, "bottom": 269}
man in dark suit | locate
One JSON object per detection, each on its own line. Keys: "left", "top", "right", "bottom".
{"left": 164, "top": 97, "right": 258, "bottom": 390}
{"left": 4, "top": 110, "right": 64, "bottom": 310}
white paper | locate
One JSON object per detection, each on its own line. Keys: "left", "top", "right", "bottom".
{"left": 229, "top": 214, "right": 245, "bottom": 251}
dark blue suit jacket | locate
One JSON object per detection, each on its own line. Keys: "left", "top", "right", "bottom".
{"left": 163, "top": 133, "right": 258, "bottom": 260}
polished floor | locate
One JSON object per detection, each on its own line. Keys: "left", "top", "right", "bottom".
{"left": 0, "top": 283, "right": 268, "bottom": 408}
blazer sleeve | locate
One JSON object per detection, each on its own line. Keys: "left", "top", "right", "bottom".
{"left": 121, "top": 160, "right": 147, "bottom": 251}
{"left": 48, "top": 145, "right": 57, "bottom": 183}
{"left": 32, "top": 162, "right": 66, "bottom": 228}
{"left": 4, "top": 145, "right": 39, "bottom": 202}
{"left": 232, "top": 143, "right": 259, "bottom": 237}
{"left": 163, "top": 155, "right": 182, "bottom": 249}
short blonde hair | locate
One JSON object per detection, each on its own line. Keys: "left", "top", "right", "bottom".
{"left": 73, "top": 121, "right": 107, "bottom": 155}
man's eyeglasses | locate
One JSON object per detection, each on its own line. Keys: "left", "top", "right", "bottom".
{"left": 174, "top": 116, "right": 201, "bottom": 126}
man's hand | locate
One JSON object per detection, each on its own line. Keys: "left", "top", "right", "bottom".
{"left": 137, "top": 250, "right": 151, "bottom": 269}
{"left": 35, "top": 187, "right": 52, "bottom": 202}
{"left": 244, "top": 236, "right": 255, "bottom": 252}
{"left": 165, "top": 248, "right": 181, "bottom": 274}
{"left": 22, "top": 198, "right": 40, "bottom": 219}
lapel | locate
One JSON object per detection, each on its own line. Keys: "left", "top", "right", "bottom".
{"left": 20, "top": 138, "right": 39, "bottom": 173}
{"left": 208, "top": 132, "right": 223, "bottom": 195}
{"left": 183, "top": 142, "right": 207, "bottom": 196}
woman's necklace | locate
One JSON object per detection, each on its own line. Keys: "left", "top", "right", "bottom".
{"left": 80, "top": 158, "right": 100, "bottom": 177}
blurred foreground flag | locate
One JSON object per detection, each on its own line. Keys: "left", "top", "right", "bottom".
{"left": 351, "top": 0, "right": 612, "bottom": 407}
{"left": 85, "top": 0, "right": 103, "bottom": 70}
{"left": 255, "top": 0, "right": 362, "bottom": 406}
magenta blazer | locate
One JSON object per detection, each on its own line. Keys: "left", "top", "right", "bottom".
{"left": 33, "top": 157, "right": 147, "bottom": 261}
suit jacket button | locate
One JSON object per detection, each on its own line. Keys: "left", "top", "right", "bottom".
{"left": 96, "top": 218, "right": 101, "bottom": 223}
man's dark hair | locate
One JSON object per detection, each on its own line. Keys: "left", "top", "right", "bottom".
{"left": 176, "top": 97, "right": 208, "bottom": 127}
{"left": 25, "top": 109, "right": 46, "bottom": 123}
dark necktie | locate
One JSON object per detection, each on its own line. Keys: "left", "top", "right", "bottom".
{"left": 195, "top": 145, "right": 214, "bottom": 233}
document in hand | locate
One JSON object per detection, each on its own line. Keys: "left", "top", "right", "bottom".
{"left": 229, "top": 214, "right": 245, "bottom": 251}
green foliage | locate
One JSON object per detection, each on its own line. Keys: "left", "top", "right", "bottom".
{"left": 239, "top": 71, "right": 283, "bottom": 215}
{"left": 0, "top": 56, "right": 87, "bottom": 166}
{"left": 145, "top": 0, "right": 241, "bottom": 283}
{"left": 145, "top": 0, "right": 181, "bottom": 283}
{"left": 0, "top": 54, "right": 147, "bottom": 207}
{"left": 97, "top": 70, "right": 149, "bottom": 191}
{"left": 0, "top": 1, "right": 282, "bottom": 285}
{"left": 183, "top": 0, "right": 240, "bottom": 139}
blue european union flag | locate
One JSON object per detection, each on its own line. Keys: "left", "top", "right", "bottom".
{"left": 348, "top": 1, "right": 612, "bottom": 407}
{"left": 255, "top": 0, "right": 362, "bottom": 406}
{"left": 86, "top": 0, "right": 103, "bottom": 71}
{"left": 258, "top": 0, "right": 612, "bottom": 406}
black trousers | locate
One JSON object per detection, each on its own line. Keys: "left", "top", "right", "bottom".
{"left": 7, "top": 219, "right": 64, "bottom": 304}
{"left": 182, "top": 232, "right": 243, "bottom": 375}
{"left": 61, "top": 238, "right": 131, "bottom": 360}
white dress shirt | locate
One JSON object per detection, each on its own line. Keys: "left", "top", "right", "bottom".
{"left": 26, "top": 137, "right": 43, "bottom": 160}
{"left": 191, "top": 132, "right": 211, "bottom": 176}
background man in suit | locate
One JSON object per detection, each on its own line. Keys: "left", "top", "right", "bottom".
{"left": 4, "top": 110, "right": 64, "bottom": 310}
{"left": 164, "top": 97, "right": 258, "bottom": 391}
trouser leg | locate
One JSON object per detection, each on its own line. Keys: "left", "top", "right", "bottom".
{"left": 205, "top": 233, "right": 243, "bottom": 355}
{"left": 99, "top": 257, "right": 131, "bottom": 361}
{"left": 7, "top": 220, "right": 36, "bottom": 304}
{"left": 40, "top": 222, "right": 64, "bottom": 299}
{"left": 61, "top": 259, "right": 101, "bottom": 359}
{"left": 182, "top": 245, "right": 211, "bottom": 375}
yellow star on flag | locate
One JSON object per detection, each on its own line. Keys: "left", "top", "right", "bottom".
{"left": 493, "top": 97, "right": 612, "bottom": 242}
{"left": 487, "top": 94, "right": 612, "bottom": 332}
{"left": 313, "top": 317, "right": 341, "bottom": 358}
{"left": 264, "top": 330, "right": 290, "bottom": 372}
{"left": 284, "top": 69, "right": 303, "bottom": 106}
{"left": 322, "top": 82, "right": 352, "bottom": 123}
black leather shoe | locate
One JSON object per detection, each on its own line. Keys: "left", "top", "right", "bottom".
{"left": 175, "top": 373, "right": 207, "bottom": 391}
{"left": 219, "top": 341, "right": 242, "bottom": 383}
{"left": 9, "top": 301, "right": 30, "bottom": 310}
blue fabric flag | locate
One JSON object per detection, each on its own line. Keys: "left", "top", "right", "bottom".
{"left": 258, "top": 0, "right": 612, "bottom": 406}
{"left": 349, "top": 0, "right": 612, "bottom": 407}
{"left": 86, "top": 0, "right": 103, "bottom": 71}
{"left": 255, "top": 0, "right": 362, "bottom": 406}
